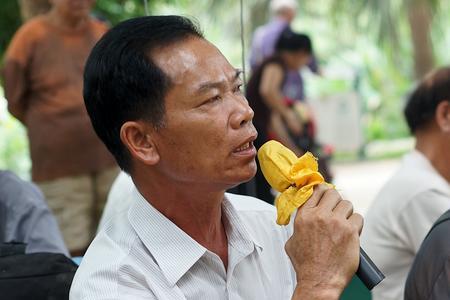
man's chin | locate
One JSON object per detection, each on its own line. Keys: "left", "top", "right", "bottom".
{"left": 226, "top": 164, "right": 257, "bottom": 188}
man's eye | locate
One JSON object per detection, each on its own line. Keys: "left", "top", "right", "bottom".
{"left": 234, "top": 84, "right": 243, "bottom": 94}
{"left": 205, "top": 95, "right": 222, "bottom": 104}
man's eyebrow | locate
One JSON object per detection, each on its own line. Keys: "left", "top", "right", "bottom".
{"left": 196, "top": 69, "right": 243, "bottom": 95}
{"left": 234, "top": 69, "right": 243, "bottom": 81}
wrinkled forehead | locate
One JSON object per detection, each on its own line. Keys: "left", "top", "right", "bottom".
{"left": 151, "top": 37, "right": 235, "bottom": 88}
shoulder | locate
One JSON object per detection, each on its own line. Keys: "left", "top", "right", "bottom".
{"left": 369, "top": 152, "right": 449, "bottom": 212}
{"left": 0, "top": 171, "right": 43, "bottom": 207}
{"left": 405, "top": 210, "right": 450, "bottom": 299}
{"left": 260, "top": 60, "right": 285, "bottom": 78}
{"left": 11, "top": 16, "right": 48, "bottom": 42}
{"left": 258, "top": 62, "right": 284, "bottom": 86}
{"left": 398, "top": 151, "right": 450, "bottom": 194}
{"left": 5, "top": 16, "right": 49, "bottom": 61}
{"left": 71, "top": 210, "right": 149, "bottom": 299}
{"left": 0, "top": 170, "right": 21, "bottom": 186}
{"left": 263, "top": 60, "right": 284, "bottom": 71}
{"left": 89, "top": 18, "right": 109, "bottom": 35}
{"left": 390, "top": 187, "right": 450, "bottom": 231}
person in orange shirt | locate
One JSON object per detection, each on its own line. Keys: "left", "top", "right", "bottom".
{"left": 2, "top": 0, "right": 118, "bottom": 255}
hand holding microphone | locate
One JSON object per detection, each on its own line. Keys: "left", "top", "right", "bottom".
{"left": 287, "top": 184, "right": 363, "bottom": 299}
{"left": 257, "top": 141, "right": 384, "bottom": 297}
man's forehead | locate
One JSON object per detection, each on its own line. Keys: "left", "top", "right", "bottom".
{"left": 151, "top": 37, "right": 235, "bottom": 85}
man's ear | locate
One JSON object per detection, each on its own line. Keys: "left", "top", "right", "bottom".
{"left": 120, "top": 121, "right": 160, "bottom": 166}
{"left": 436, "top": 100, "right": 450, "bottom": 133}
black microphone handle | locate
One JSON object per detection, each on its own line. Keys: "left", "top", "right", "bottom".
{"left": 356, "top": 247, "right": 385, "bottom": 290}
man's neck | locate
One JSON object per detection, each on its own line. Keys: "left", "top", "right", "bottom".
{"left": 416, "top": 130, "right": 450, "bottom": 183}
{"left": 47, "top": 9, "right": 89, "bottom": 31}
{"left": 133, "top": 172, "right": 229, "bottom": 269}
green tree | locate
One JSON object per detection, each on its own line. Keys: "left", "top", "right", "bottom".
{"left": 329, "top": 0, "right": 439, "bottom": 79}
{"left": 0, "top": 1, "right": 21, "bottom": 59}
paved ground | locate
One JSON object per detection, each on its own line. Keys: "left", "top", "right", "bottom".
{"left": 331, "top": 158, "right": 401, "bottom": 216}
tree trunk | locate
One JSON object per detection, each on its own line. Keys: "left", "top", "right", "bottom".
{"left": 407, "top": 0, "right": 434, "bottom": 79}
{"left": 18, "top": 0, "right": 50, "bottom": 22}
{"left": 249, "top": 0, "right": 270, "bottom": 34}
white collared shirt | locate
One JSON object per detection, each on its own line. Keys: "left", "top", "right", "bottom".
{"left": 70, "top": 190, "right": 296, "bottom": 300}
{"left": 361, "top": 150, "right": 450, "bottom": 300}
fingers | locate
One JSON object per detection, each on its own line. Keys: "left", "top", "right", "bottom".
{"left": 333, "top": 199, "right": 354, "bottom": 219}
{"left": 317, "top": 188, "right": 342, "bottom": 212}
{"left": 306, "top": 184, "right": 341, "bottom": 212}
{"left": 302, "top": 184, "right": 330, "bottom": 208}
{"left": 300, "top": 184, "right": 363, "bottom": 236}
{"left": 348, "top": 213, "right": 364, "bottom": 235}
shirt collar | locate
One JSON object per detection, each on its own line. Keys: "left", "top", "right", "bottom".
{"left": 223, "top": 193, "right": 264, "bottom": 252}
{"left": 406, "top": 149, "right": 433, "bottom": 169}
{"left": 405, "top": 150, "right": 450, "bottom": 192}
{"left": 128, "top": 189, "right": 262, "bottom": 287}
{"left": 129, "top": 189, "right": 206, "bottom": 287}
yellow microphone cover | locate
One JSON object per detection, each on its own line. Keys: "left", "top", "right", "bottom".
{"left": 257, "top": 140, "right": 329, "bottom": 225}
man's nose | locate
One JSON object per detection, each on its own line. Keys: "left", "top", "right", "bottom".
{"left": 230, "top": 96, "right": 254, "bottom": 129}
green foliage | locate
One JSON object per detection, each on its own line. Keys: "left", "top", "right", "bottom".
{"left": 359, "top": 52, "right": 411, "bottom": 141}
{"left": 295, "top": 1, "right": 413, "bottom": 142}
{"left": 0, "top": 88, "right": 30, "bottom": 178}
{"left": 0, "top": 0, "right": 21, "bottom": 60}
{"left": 94, "top": 0, "right": 146, "bottom": 24}
{"left": 1, "top": 0, "right": 450, "bottom": 175}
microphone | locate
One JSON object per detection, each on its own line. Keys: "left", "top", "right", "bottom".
{"left": 357, "top": 247, "right": 385, "bottom": 290}
{"left": 257, "top": 140, "right": 384, "bottom": 290}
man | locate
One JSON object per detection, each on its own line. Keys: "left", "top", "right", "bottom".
{"left": 405, "top": 209, "right": 450, "bottom": 300}
{"left": 70, "top": 16, "right": 363, "bottom": 299}
{"left": 2, "top": 0, "right": 117, "bottom": 254}
{"left": 0, "top": 170, "right": 68, "bottom": 256}
{"left": 361, "top": 67, "right": 450, "bottom": 300}
{"left": 249, "top": 0, "right": 319, "bottom": 101}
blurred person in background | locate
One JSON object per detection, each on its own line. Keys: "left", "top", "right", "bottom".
{"left": 246, "top": 29, "right": 312, "bottom": 204}
{"left": 405, "top": 208, "right": 450, "bottom": 300}
{"left": 249, "top": 0, "right": 319, "bottom": 101}
{"left": 361, "top": 67, "right": 450, "bottom": 300}
{"left": 231, "top": 0, "right": 321, "bottom": 199}
{"left": 1, "top": 0, "right": 117, "bottom": 255}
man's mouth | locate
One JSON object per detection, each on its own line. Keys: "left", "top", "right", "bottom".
{"left": 234, "top": 141, "right": 254, "bottom": 152}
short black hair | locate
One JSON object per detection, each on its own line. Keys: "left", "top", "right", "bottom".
{"left": 84, "top": 16, "right": 203, "bottom": 172}
{"left": 404, "top": 67, "right": 450, "bottom": 133}
{"left": 275, "top": 28, "right": 312, "bottom": 54}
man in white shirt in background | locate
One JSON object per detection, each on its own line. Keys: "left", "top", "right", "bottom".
{"left": 70, "top": 15, "right": 363, "bottom": 300}
{"left": 361, "top": 66, "right": 450, "bottom": 300}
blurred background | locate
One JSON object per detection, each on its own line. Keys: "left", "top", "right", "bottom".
{"left": 1, "top": 0, "right": 450, "bottom": 214}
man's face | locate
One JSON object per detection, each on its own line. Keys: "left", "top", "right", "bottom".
{"left": 150, "top": 37, "right": 257, "bottom": 190}
{"left": 285, "top": 51, "right": 311, "bottom": 70}
{"left": 52, "top": 0, "right": 94, "bottom": 20}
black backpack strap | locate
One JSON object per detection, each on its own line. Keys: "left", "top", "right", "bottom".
{"left": 0, "top": 242, "right": 27, "bottom": 257}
